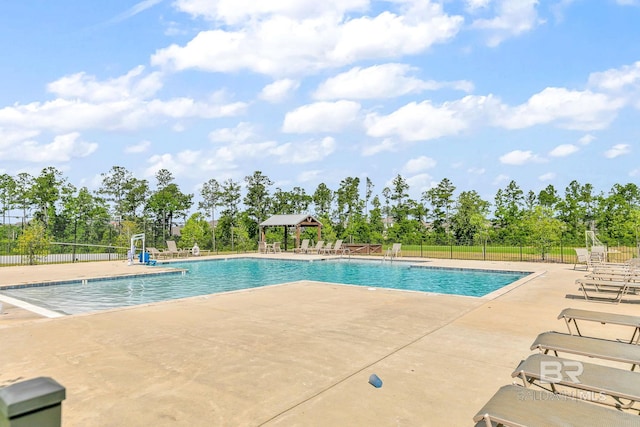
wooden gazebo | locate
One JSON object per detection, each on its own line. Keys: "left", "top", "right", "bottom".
{"left": 259, "top": 214, "right": 323, "bottom": 251}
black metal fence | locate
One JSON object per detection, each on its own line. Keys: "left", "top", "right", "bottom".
{"left": 1, "top": 240, "right": 637, "bottom": 266}
{"left": 0, "top": 242, "right": 127, "bottom": 266}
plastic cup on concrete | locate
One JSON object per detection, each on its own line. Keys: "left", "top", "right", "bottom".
{"left": 369, "top": 374, "right": 383, "bottom": 388}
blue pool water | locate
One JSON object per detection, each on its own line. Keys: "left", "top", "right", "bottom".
{"left": 0, "top": 258, "right": 529, "bottom": 315}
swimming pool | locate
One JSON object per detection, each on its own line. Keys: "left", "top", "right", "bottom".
{"left": 0, "top": 258, "right": 530, "bottom": 315}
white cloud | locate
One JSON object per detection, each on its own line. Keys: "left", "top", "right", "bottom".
{"left": 465, "top": 0, "right": 491, "bottom": 11}
{"left": 209, "top": 122, "right": 257, "bottom": 143}
{"left": 365, "top": 100, "right": 469, "bottom": 141}
{"left": 630, "top": 168, "right": 640, "bottom": 177}
{"left": 604, "top": 143, "right": 631, "bottom": 159}
{"left": 405, "top": 173, "right": 434, "bottom": 195}
{"left": 269, "top": 136, "right": 336, "bottom": 164}
{"left": 259, "top": 79, "right": 300, "bottom": 103}
{"left": 125, "top": 140, "right": 151, "bottom": 154}
{"left": 297, "top": 169, "right": 323, "bottom": 182}
{"left": 173, "top": 0, "right": 369, "bottom": 24}
{"left": 153, "top": 5, "right": 463, "bottom": 76}
{"left": 0, "top": 97, "right": 246, "bottom": 133}
{"left": 539, "top": 172, "right": 556, "bottom": 181}
{"left": 0, "top": 132, "right": 97, "bottom": 163}
{"left": 493, "top": 174, "right": 510, "bottom": 185}
{"left": 548, "top": 144, "right": 578, "bottom": 157}
{"left": 494, "top": 87, "right": 623, "bottom": 131}
{"left": 588, "top": 61, "right": 640, "bottom": 92}
{"left": 361, "top": 138, "right": 397, "bottom": 156}
{"left": 282, "top": 100, "right": 361, "bottom": 133}
{"left": 578, "top": 134, "right": 595, "bottom": 145}
{"left": 403, "top": 156, "right": 437, "bottom": 174}
{"left": 47, "top": 66, "right": 163, "bottom": 102}
{"left": 313, "top": 63, "right": 472, "bottom": 100}
{"left": 471, "top": 0, "right": 542, "bottom": 46}
{"left": 499, "top": 150, "right": 543, "bottom": 165}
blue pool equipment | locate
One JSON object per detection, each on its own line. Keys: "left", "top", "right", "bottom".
{"left": 369, "top": 374, "right": 383, "bottom": 388}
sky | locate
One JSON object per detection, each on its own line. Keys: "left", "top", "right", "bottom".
{"left": 1, "top": 0, "right": 640, "bottom": 208}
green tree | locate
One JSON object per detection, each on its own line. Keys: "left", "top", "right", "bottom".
{"left": 17, "top": 220, "right": 51, "bottom": 265}
{"left": 493, "top": 180, "right": 525, "bottom": 244}
{"left": 389, "top": 174, "right": 410, "bottom": 222}
{"left": 0, "top": 173, "right": 16, "bottom": 228}
{"left": 199, "top": 178, "right": 222, "bottom": 251}
{"left": 335, "top": 177, "right": 362, "bottom": 231}
{"left": 146, "top": 169, "right": 193, "bottom": 244}
{"left": 244, "top": 171, "right": 273, "bottom": 224}
{"left": 521, "top": 206, "right": 566, "bottom": 260}
{"left": 180, "top": 213, "right": 211, "bottom": 248}
{"left": 31, "top": 167, "right": 67, "bottom": 228}
{"left": 450, "top": 190, "right": 490, "bottom": 244}
{"left": 423, "top": 178, "right": 456, "bottom": 242}
{"left": 312, "top": 183, "right": 333, "bottom": 217}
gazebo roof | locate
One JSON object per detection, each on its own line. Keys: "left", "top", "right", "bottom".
{"left": 259, "top": 214, "right": 322, "bottom": 227}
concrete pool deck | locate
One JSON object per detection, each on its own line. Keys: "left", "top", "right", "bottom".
{"left": 0, "top": 255, "right": 637, "bottom": 425}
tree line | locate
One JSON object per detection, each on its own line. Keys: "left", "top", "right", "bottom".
{"left": 1, "top": 166, "right": 639, "bottom": 252}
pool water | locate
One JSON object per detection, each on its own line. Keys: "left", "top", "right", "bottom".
{"left": 0, "top": 258, "right": 529, "bottom": 315}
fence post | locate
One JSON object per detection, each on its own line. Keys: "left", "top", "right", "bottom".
{"left": 520, "top": 244, "right": 523, "bottom": 262}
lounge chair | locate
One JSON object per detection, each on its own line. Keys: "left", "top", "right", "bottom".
{"left": 146, "top": 247, "right": 165, "bottom": 260}
{"left": 384, "top": 243, "right": 401, "bottom": 260}
{"left": 530, "top": 331, "right": 640, "bottom": 369}
{"left": 557, "top": 308, "right": 640, "bottom": 344}
{"left": 321, "top": 242, "right": 333, "bottom": 254}
{"left": 511, "top": 353, "right": 640, "bottom": 409}
{"left": 574, "top": 248, "right": 589, "bottom": 270}
{"left": 576, "top": 275, "right": 640, "bottom": 303}
{"left": 473, "top": 384, "right": 640, "bottom": 427}
{"left": 308, "top": 240, "right": 325, "bottom": 254}
{"left": 294, "top": 239, "right": 310, "bottom": 254}
{"left": 332, "top": 239, "right": 348, "bottom": 255}
{"left": 166, "top": 240, "right": 187, "bottom": 258}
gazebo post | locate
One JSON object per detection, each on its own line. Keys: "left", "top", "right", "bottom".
{"left": 296, "top": 226, "right": 301, "bottom": 249}
{"left": 317, "top": 226, "right": 321, "bottom": 243}
{"left": 283, "top": 226, "right": 288, "bottom": 251}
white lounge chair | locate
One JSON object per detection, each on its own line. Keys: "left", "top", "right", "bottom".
{"left": 384, "top": 243, "right": 401, "bottom": 260}
{"left": 166, "top": 240, "right": 187, "bottom": 257}
{"left": 574, "top": 248, "right": 589, "bottom": 270}
{"left": 294, "top": 239, "right": 310, "bottom": 254}
{"left": 309, "top": 240, "right": 324, "bottom": 254}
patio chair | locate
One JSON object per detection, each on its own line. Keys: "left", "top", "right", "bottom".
{"left": 258, "top": 241, "right": 268, "bottom": 254}
{"left": 573, "top": 248, "right": 589, "bottom": 270}
{"left": 321, "top": 242, "right": 333, "bottom": 254}
{"left": 557, "top": 308, "right": 640, "bottom": 343}
{"left": 530, "top": 331, "right": 640, "bottom": 370}
{"left": 511, "top": 353, "right": 640, "bottom": 409}
{"left": 272, "top": 242, "right": 281, "bottom": 253}
{"left": 473, "top": 384, "right": 640, "bottom": 427}
{"left": 576, "top": 275, "right": 640, "bottom": 304}
{"left": 384, "top": 243, "right": 401, "bottom": 260}
{"left": 146, "top": 247, "right": 166, "bottom": 260}
{"left": 332, "top": 239, "right": 348, "bottom": 255}
{"left": 166, "top": 240, "right": 187, "bottom": 258}
{"left": 309, "top": 240, "right": 324, "bottom": 254}
{"left": 294, "top": 239, "right": 310, "bottom": 254}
